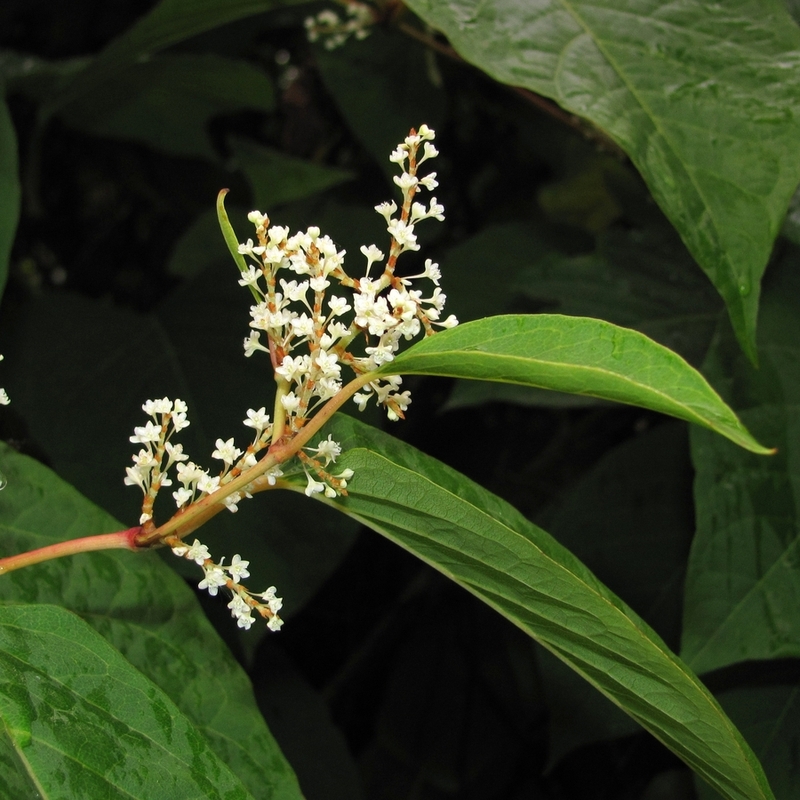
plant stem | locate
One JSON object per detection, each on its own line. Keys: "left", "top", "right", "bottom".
{"left": 0, "top": 528, "right": 141, "bottom": 575}
{"left": 135, "top": 369, "right": 380, "bottom": 546}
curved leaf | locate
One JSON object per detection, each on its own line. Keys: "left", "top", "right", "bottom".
{"left": 0, "top": 604, "right": 253, "bottom": 799}
{"left": 404, "top": 0, "right": 800, "bottom": 360}
{"left": 302, "top": 414, "right": 774, "bottom": 800}
{"left": 380, "top": 314, "right": 771, "bottom": 454}
{"left": 0, "top": 442, "right": 303, "bottom": 799}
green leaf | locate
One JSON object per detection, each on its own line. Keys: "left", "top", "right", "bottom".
{"left": 0, "top": 603, "right": 254, "bottom": 799}
{"left": 404, "top": 0, "right": 800, "bottom": 360}
{"left": 59, "top": 54, "right": 274, "bottom": 160}
{"left": 305, "top": 413, "right": 774, "bottom": 800}
{"left": 681, "top": 246, "right": 800, "bottom": 674}
{"left": 537, "top": 422, "right": 694, "bottom": 765}
{"left": 380, "top": 314, "right": 772, "bottom": 454}
{"left": 42, "top": 0, "right": 303, "bottom": 115}
{"left": 0, "top": 443, "right": 303, "bottom": 799}
{"left": 229, "top": 137, "right": 354, "bottom": 211}
{"left": 0, "top": 92, "right": 19, "bottom": 302}
{"left": 694, "top": 685, "right": 800, "bottom": 800}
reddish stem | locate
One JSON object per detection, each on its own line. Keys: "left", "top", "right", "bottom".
{"left": 0, "top": 528, "right": 141, "bottom": 575}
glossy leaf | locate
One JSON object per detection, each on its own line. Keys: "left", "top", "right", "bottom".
{"left": 59, "top": 54, "right": 274, "bottom": 160}
{"left": 0, "top": 604, "right": 254, "bottom": 799}
{"left": 43, "top": 0, "right": 303, "bottom": 115}
{"left": 0, "top": 92, "right": 19, "bottom": 302}
{"left": 0, "top": 442, "right": 303, "bottom": 799}
{"left": 404, "top": 0, "right": 800, "bottom": 360}
{"left": 681, "top": 248, "right": 800, "bottom": 674}
{"left": 381, "top": 315, "right": 771, "bottom": 454}
{"left": 302, "top": 414, "right": 774, "bottom": 800}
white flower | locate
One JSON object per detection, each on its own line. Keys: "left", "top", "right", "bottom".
{"left": 227, "top": 554, "right": 251, "bottom": 582}
{"left": 130, "top": 420, "right": 161, "bottom": 444}
{"left": 280, "top": 392, "right": 301, "bottom": 413}
{"left": 244, "top": 407, "right": 270, "bottom": 431}
{"left": 267, "top": 616, "right": 284, "bottom": 632}
{"left": 173, "top": 487, "right": 193, "bottom": 507}
{"left": 389, "top": 147, "right": 407, "bottom": 164}
{"left": 387, "top": 219, "right": 419, "bottom": 252}
{"left": 247, "top": 210, "right": 269, "bottom": 228}
{"left": 374, "top": 200, "right": 398, "bottom": 223}
{"left": 309, "top": 435, "right": 342, "bottom": 465}
{"left": 0, "top": 389, "right": 9, "bottom": 406}
{"left": 304, "top": 473, "right": 326, "bottom": 497}
{"left": 212, "top": 437, "right": 243, "bottom": 466}
{"left": 418, "top": 172, "right": 439, "bottom": 191}
{"left": 328, "top": 295, "right": 351, "bottom": 316}
{"left": 237, "top": 265, "right": 262, "bottom": 287}
{"left": 197, "top": 473, "right": 221, "bottom": 495}
{"left": 186, "top": 539, "right": 211, "bottom": 565}
{"left": 243, "top": 331, "right": 268, "bottom": 357}
{"left": 199, "top": 564, "right": 228, "bottom": 596}
{"left": 124, "top": 466, "right": 147, "bottom": 491}
{"left": 417, "top": 141, "right": 439, "bottom": 165}
{"left": 238, "top": 238, "right": 266, "bottom": 257}
{"left": 393, "top": 172, "right": 418, "bottom": 193}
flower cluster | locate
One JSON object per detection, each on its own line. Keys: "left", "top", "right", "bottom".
{"left": 238, "top": 124, "right": 457, "bottom": 426}
{"left": 304, "top": 2, "right": 375, "bottom": 50}
{"left": 124, "top": 125, "right": 456, "bottom": 634}
{"left": 168, "top": 537, "right": 284, "bottom": 632}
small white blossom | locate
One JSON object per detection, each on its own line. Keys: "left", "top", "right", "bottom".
{"left": 227, "top": 554, "right": 251, "bottom": 582}
{"left": 199, "top": 564, "right": 228, "bottom": 596}
{"left": 186, "top": 539, "right": 211, "bottom": 565}
{"left": 244, "top": 407, "right": 270, "bottom": 431}
{"left": 212, "top": 437, "right": 243, "bottom": 466}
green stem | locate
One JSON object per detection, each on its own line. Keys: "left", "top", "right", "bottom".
{"left": 0, "top": 528, "right": 141, "bottom": 575}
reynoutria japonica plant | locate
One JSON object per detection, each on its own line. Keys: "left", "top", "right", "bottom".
{"left": 0, "top": 125, "right": 455, "bottom": 635}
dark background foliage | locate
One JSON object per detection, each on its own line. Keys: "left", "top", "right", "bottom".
{"left": 1, "top": 1, "right": 798, "bottom": 798}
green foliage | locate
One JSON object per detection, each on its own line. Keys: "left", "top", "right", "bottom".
{"left": 0, "top": 443, "right": 302, "bottom": 799}
{"left": 0, "top": 604, "right": 257, "bottom": 799}
{"left": 384, "top": 314, "right": 771, "bottom": 453}
{"left": 1, "top": 0, "right": 799, "bottom": 797}
{"left": 404, "top": 0, "right": 800, "bottom": 362}
{"left": 312, "top": 414, "right": 773, "bottom": 800}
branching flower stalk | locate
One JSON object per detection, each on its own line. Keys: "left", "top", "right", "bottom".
{"left": 0, "top": 126, "right": 457, "bottom": 633}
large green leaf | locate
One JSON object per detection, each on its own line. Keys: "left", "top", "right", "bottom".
{"left": 0, "top": 442, "right": 303, "bottom": 799}
{"left": 0, "top": 604, "right": 254, "bottom": 799}
{"left": 298, "top": 414, "right": 774, "bottom": 800}
{"left": 0, "top": 92, "right": 19, "bottom": 302}
{"left": 381, "top": 314, "right": 771, "bottom": 454}
{"left": 681, "top": 247, "right": 800, "bottom": 674}
{"left": 404, "top": 0, "right": 800, "bottom": 361}
{"left": 59, "top": 54, "right": 274, "bottom": 160}
{"left": 42, "top": 0, "right": 303, "bottom": 115}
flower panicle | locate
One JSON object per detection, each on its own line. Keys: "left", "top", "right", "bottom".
{"left": 237, "top": 124, "right": 457, "bottom": 430}
{"left": 167, "top": 536, "right": 284, "bottom": 632}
